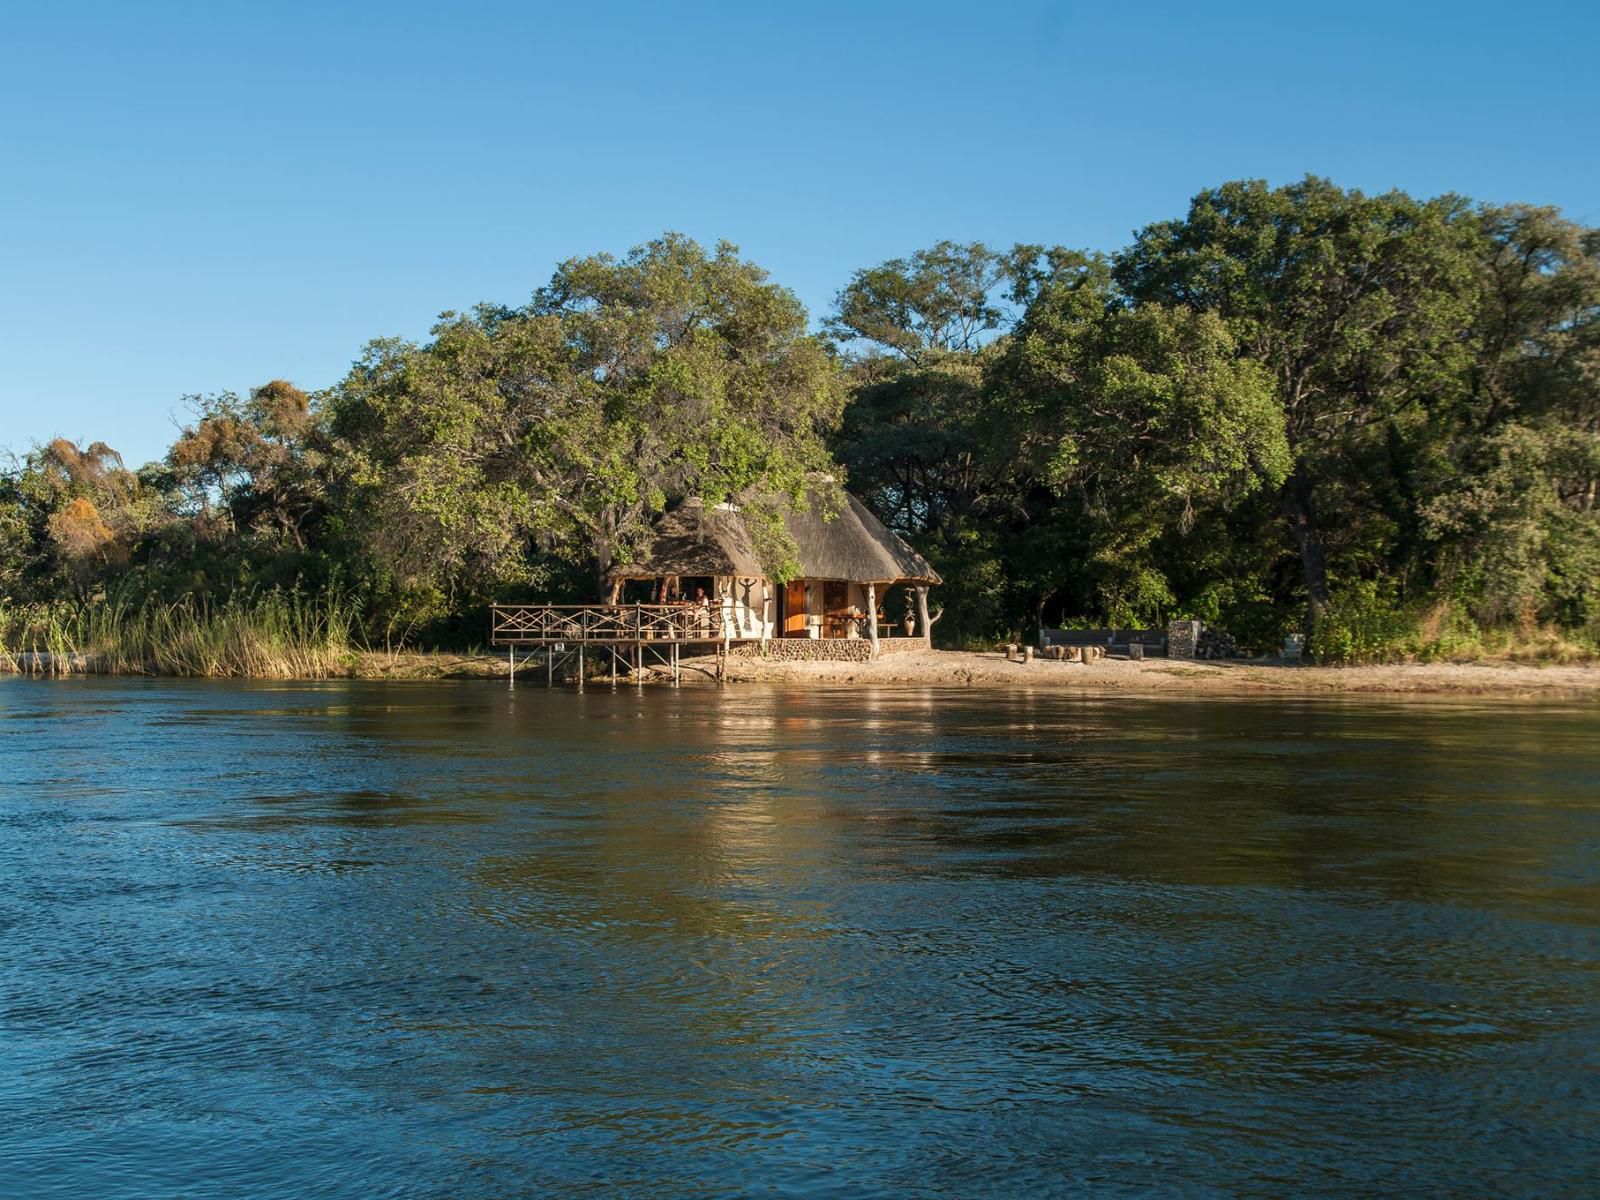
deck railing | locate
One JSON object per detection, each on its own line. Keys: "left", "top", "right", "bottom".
{"left": 491, "top": 603, "right": 736, "bottom": 645}
{"left": 491, "top": 602, "right": 927, "bottom": 646}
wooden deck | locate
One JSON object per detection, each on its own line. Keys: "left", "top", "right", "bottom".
{"left": 490, "top": 603, "right": 924, "bottom": 687}
{"left": 490, "top": 603, "right": 751, "bottom": 647}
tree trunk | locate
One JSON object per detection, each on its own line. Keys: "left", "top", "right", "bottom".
{"left": 1283, "top": 467, "right": 1331, "bottom": 633}
{"left": 866, "top": 582, "right": 880, "bottom": 660}
{"left": 915, "top": 587, "right": 939, "bottom": 645}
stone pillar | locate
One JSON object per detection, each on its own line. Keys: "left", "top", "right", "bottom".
{"left": 1167, "top": 619, "right": 1201, "bottom": 660}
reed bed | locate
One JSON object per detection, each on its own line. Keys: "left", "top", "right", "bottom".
{"left": 0, "top": 592, "right": 359, "bottom": 678}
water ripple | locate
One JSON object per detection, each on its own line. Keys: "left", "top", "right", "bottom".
{"left": 1, "top": 678, "right": 1597, "bottom": 1198}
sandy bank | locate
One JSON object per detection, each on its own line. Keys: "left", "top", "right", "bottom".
{"left": 720, "top": 649, "right": 1600, "bottom": 698}
{"left": 353, "top": 647, "right": 1600, "bottom": 699}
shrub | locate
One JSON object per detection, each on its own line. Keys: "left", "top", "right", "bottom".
{"left": 1309, "top": 581, "right": 1416, "bottom": 664}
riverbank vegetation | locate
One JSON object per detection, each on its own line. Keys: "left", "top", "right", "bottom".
{"left": 3, "top": 177, "right": 1597, "bottom": 669}
{"left": 0, "top": 592, "right": 357, "bottom": 678}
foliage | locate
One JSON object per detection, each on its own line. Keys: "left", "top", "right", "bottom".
{"left": 4, "top": 198, "right": 1598, "bottom": 666}
{"left": 1, "top": 439, "right": 162, "bottom": 601}
{"left": 167, "top": 380, "right": 324, "bottom": 549}
{"left": 1306, "top": 580, "right": 1417, "bottom": 664}
{"left": 324, "top": 234, "right": 844, "bottom": 622}
{"left": 1112, "top": 178, "right": 1488, "bottom": 634}
{"left": 988, "top": 273, "right": 1290, "bottom": 626}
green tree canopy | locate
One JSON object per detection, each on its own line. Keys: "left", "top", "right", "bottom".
{"left": 988, "top": 272, "right": 1290, "bottom": 623}
{"left": 325, "top": 233, "right": 845, "bottom": 615}
{"left": 6, "top": 192, "right": 1595, "bottom": 663}
{"left": 1114, "top": 177, "right": 1485, "bottom": 630}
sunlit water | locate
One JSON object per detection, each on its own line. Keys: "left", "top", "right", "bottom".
{"left": 2, "top": 677, "right": 1598, "bottom": 1198}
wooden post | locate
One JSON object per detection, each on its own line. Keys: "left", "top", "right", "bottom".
{"left": 866, "top": 582, "right": 880, "bottom": 660}
{"left": 508, "top": 645, "right": 516, "bottom": 687}
{"left": 547, "top": 645, "right": 553, "bottom": 687}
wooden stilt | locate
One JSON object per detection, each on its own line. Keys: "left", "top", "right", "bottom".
{"left": 509, "top": 645, "right": 516, "bottom": 687}
{"left": 547, "top": 645, "right": 553, "bottom": 687}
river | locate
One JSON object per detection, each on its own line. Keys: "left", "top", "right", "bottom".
{"left": 2, "top": 678, "right": 1597, "bottom": 1198}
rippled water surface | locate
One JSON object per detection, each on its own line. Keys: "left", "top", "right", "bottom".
{"left": 3, "top": 678, "right": 1598, "bottom": 1198}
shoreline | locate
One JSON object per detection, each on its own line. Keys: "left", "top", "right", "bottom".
{"left": 718, "top": 648, "right": 1600, "bottom": 699}
{"left": 10, "top": 647, "right": 1598, "bottom": 699}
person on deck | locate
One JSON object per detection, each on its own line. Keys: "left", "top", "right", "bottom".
{"left": 693, "top": 587, "right": 711, "bottom": 636}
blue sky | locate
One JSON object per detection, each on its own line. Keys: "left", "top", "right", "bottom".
{"left": 2, "top": 1, "right": 1596, "bottom": 468}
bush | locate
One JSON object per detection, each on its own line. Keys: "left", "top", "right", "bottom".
{"left": 1309, "top": 583, "right": 1599, "bottom": 666}
{"left": 1309, "top": 581, "right": 1416, "bottom": 664}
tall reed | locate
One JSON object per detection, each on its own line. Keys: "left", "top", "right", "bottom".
{"left": 0, "top": 591, "right": 360, "bottom": 678}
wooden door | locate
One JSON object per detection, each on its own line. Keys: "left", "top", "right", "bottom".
{"left": 784, "top": 580, "right": 807, "bottom": 636}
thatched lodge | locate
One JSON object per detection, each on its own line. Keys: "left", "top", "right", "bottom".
{"left": 607, "top": 491, "right": 942, "bottom": 658}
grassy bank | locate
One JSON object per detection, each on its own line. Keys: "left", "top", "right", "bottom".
{"left": 4, "top": 591, "right": 1594, "bottom": 688}
{"left": 0, "top": 593, "right": 359, "bottom": 678}
{"left": 1308, "top": 589, "right": 1599, "bottom": 666}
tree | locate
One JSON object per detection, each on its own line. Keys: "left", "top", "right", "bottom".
{"left": 325, "top": 233, "right": 845, "bottom": 613}
{"left": 829, "top": 244, "right": 1098, "bottom": 546}
{"left": 167, "top": 380, "right": 324, "bottom": 549}
{"left": 987, "top": 273, "right": 1290, "bottom": 626}
{"left": 826, "top": 242, "right": 1097, "bottom": 642}
{"left": 1420, "top": 206, "right": 1600, "bottom": 625}
{"left": 8, "top": 439, "right": 152, "bottom": 600}
{"left": 0, "top": 457, "right": 36, "bottom": 602}
{"left": 1114, "top": 177, "right": 1484, "bottom": 633}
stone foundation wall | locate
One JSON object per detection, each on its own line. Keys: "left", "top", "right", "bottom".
{"left": 731, "top": 639, "right": 873, "bottom": 662}
{"left": 729, "top": 635, "right": 929, "bottom": 662}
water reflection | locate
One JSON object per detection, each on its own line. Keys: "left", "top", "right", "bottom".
{"left": 1, "top": 678, "right": 1597, "bottom": 1198}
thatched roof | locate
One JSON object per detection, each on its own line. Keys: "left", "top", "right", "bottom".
{"left": 610, "top": 492, "right": 941, "bottom": 586}
{"left": 607, "top": 500, "right": 766, "bottom": 580}
{"left": 782, "top": 492, "right": 941, "bottom": 585}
